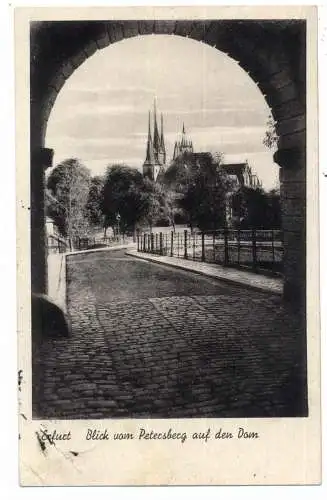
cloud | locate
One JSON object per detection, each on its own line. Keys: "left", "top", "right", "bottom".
{"left": 72, "top": 103, "right": 145, "bottom": 118}
{"left": 64, "top": 85, "right": 156, "bottom": 100}
{"left": 47, "top": 34, "right": 276, "bottom": 188}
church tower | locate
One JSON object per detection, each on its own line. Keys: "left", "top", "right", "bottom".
{"left": 143, "top": 111, "right": 155, "bottom": 179}
{"left": 158, "top": 113, "right": 166, "bottom": 165}
{"left": 173, "top": 123, "right": 194, "bottom": 160}
{"left": 143, "top": 100, "right": 167, "bottom": 181}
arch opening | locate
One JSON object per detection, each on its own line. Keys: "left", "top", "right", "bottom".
{"left": 30, "top": 20, "right": 306, "bottom": 303}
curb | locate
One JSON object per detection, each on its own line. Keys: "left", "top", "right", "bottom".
{"left": 126, "top": 250, "right": 283, "bottom": 296}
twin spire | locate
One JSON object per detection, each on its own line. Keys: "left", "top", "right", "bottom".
{"left": 144, "top": 100, "right": 193, "bottom": 180}
{"left": 144, "top": 99, "right": 166, "bottom": 166}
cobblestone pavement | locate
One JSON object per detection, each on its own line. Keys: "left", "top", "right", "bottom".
{"left": 34, "top": 249, "right": 307, "bottom": 418}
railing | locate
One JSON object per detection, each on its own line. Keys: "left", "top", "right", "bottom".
{"left": 73, "top": 234, "right": 131, "bottom": 251}
{"left": 138, "top": 229, "right": 283, "bottom": 275}
{"left": 47, "top": 234, "right": 68, "bottom": 254}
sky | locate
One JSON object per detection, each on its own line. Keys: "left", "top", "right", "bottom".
{"left": 46, "top": 34, "right": 279, "bottom": 190}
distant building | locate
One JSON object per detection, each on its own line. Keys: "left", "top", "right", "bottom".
{"left": 143, "top": 101, "right": 167, "bottom": 182}
{"left": 46, "top": 217, "right": 59, "bottom": 237}
{"left": 220, "top": 162, "right": 262, "bottom": 190}
{"left": 172, "top": 123, "right": 194, "bottom": 160}
{"left": 142, "top": 108, "right": 263, "bottom": 227}
{"left": 220, "top": 162, "right": 262, "bottom": 226}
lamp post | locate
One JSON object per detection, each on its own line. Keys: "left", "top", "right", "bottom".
{"left": 116, "top": 212, "right": 121, "bottom": 241}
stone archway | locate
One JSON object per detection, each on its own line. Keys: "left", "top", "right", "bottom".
{"left": 30, "top": 20, "right": 306, "bottom": 302}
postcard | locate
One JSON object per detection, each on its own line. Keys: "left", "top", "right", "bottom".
{"left": 16, "top": 5, "right": 320, "bottom": 486}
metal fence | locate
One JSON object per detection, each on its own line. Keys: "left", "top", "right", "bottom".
{"left": 73, "top": 234, "right": 133, "bottom": 251}
{"left": 47, "top": 234, "right": 132, "bottom": 253}
{"left": 138, "top": 229, "right": 283, "bottom": 275}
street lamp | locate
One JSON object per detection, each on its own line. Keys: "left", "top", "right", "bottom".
{"left": 116, "top": 212, "right": 121, "bottom": 239}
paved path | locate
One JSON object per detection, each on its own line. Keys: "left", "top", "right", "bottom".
{"left": 126, "top": 249, "right": 283, "bottom": 294}
{"left": 34, "top": 249, "right": 307, "bottom": 419}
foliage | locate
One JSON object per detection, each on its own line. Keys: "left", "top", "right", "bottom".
{"left": 140, "top": 178, "right": 165, "bottom": 230}
{"left": 46, "top": 158, "right": 91, "bottom": 246}
{"left": 263, "top": 115, "right": 278, "bottom": 150}
{"left": 166, "top": 152, "right": 231, "bottom": 231}
{"left": 265, "top": 188, "right": 282, "bottom": 228}
{"left": 101, "top": 164, "right": 153, "bottom": 233}
{"left": 85, "top": 175, "right": 105, "bottom": 226}
{"left": 231, "top": 186, "right": 281, "bottom": 229}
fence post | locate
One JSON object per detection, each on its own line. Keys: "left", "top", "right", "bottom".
{"left": 252, "top": 228, "right": 257, "bottom": 270}
{"left": 271, "top": 229, "right": 275, "bottom": 264}
{"left": 224, "top": 228, "right": 229, "bottom": 266}
{"left": 170, "top": 231, "right": 174, "bottom": 257}
{"left": 201, "top": 233, "right": 205, "bottom": 262}
{"left": 237, "top": 229, "right": 241, "bottom": 265}
{"left": 184, "top": 230, "right": 188, "bottom": 259}
{"left": 137, "top": 233, "right": 140, "bottom": 252}
{"left": 193, "top": 232, "right": 195, "bottom": 260}
{"left": 159, "top": 232, "right": 163, "bottom": 255}
{"left": 212, "top": 232, "right": 216, "bottom": 262}
{"left": 143, "top": 234, "right": 146, "bottom": 252}
{"left": 151, "top": 233, "right": 154, "bottom": 252}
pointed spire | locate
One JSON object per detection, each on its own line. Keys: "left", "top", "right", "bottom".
{"left": 181, "top": 123, "right": 186, "bottom": 147}
{"left": 144, "top": 111, "right": 154, "bottom": 164}
{"left": 173, "top": 142, "right": 177, "bottom": 160}
{"left": 153, "top": 98, "right": 160, "bottom": 158}
{"left": 160, "top": 113, "right": 166, "bottom": 163}
{"left": 160, "top": 113, "right": 165, "bottom": 145}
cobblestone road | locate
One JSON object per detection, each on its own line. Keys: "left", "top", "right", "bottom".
{"left": 34, "top": 249, "right": 307, "bottom": 418}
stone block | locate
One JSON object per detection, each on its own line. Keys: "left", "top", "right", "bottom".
{"left": 153, "top": 20, "right": 177, "bottom": 35}
{"left": 282, "top": 214, "right": 305, "bottom": 232}
{"left": 279, "top": 129, "right": 306, "bottom": 151}
{"left": 281, "top": 181, "right": 306, "bottom": 200}
{"left": 83, "top": 40, "right": 98, "bottom": 58}
{"left": 281, "top": 198, "right": 306, "bottom": 218}
{"left": 277, "top": 114, "right": 305, "bottom": 136}
{"left": 274, "top": 98, "right": 305, "bottom": 122}
{"left": 122, "top": 21, "right": 140, "bottom": 39}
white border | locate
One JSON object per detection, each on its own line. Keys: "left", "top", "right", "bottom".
{"left": 2, "top": 1, "right": 326, "bottom": 498}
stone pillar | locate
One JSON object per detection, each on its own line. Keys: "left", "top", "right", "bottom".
{"left": 30, "top": 147, "right": 54, "bottom": 295}
{"left": 274, "top": 146, "right": 306, "bottom": 305}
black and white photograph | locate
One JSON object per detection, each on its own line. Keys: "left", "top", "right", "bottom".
{"left": 16, "top": 6, "right": 321, "bottom": 486}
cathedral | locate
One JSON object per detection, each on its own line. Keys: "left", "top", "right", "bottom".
{"left": 143, "top": 101, "right": 194, "bottom": 182}
{"left": 142, "top": 101, "right": 166, "bottom": 182}
{"left": 142, "top": 102, "right": 261, "bottom": 193}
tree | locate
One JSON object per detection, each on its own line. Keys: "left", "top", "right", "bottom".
{"left": 140, "top": 178, "right": 164, "bottom": 231}
{"left": 161, "top": 188, "right": 181, "bottom": 231}
{"left": 47, "top": 158, "right": 91, "bottom": 249}
{"left": 231, "top": 186, "right": 281, "bottom": 229}
{"left": 85, "top": 175, "right": 105, "bottom": 227}
{"left": 101, "top": 164, "right": 151, "bottom": 234}
{"left": 174, "top": 152, "right": 232, "bottom": 231}
{"left": 263, "top": 114, "right": 278, "bottom": 150}
{"left": 265, "top": 188, "right": 282, "bottom": 228}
